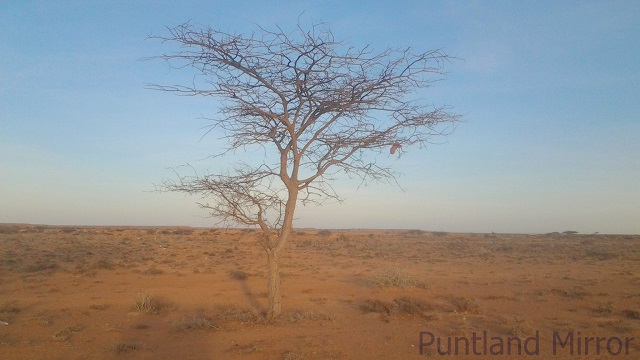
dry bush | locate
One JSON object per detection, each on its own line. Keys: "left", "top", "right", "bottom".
{"left": 317, "top": 230, "right": 332, "bottom": 237}
{"left": 142, "top": 267, "right": 165, "bottom": 275}
{"left": 447, "top": 296, "right": 481, "bottom": 314}
{"left": 393, "top": 297, "right": 433, "bottom": 317}
{"left": 52, "top": 325, "right": 83, "bottom": 342}
{"left": 115, "top": 342, "right": 144, "bottom": 353}
{"left": 277, "top": 310, "right": 333, "bottom": 324}
{"left": 283, "top": 352, "right": 305, "bottom": 360}
{"left": 548, "top": 287, "right": 590, "bottom": 299}
{"left": 593, "top": 302, "right": 614, "bottom": 316}
{"left": 172, "top": 228, "right": 194, "bottom": 235}
{"left": 584, "top": 248, "right": 617, "bottom": 261}
{"left": 93, "top": 258, "right": 115, "bottom": 270}
{"left": 24, "top": 260, "right": 59, "bottom": 273}
{"left": 336, "top": 233, "right": 349, "bottom": 242}
{"left": 0, "top": 302, "right": 21, "bottom": 316}
{"left": 623, "top": 309, "right": 640, "bottom": 320}
{"left": 133, "top": 293, "right": 172, "bottom": 314}
{"left": 229, "top": 270, "right": 248, "bottom": 280}
{"left": 171, "top": 315, "right": 215, "bottom": 331}
{"left": 89, "top": 304, "right": 110, "bottom": 310}
{"left": 0, "top": 225, "right": 22, "bottom": 234}
{"left": 359, "top": 299, "right": 395, "bottom": 316}
{"left": 214, "top": 305, "right": 260, "bottom": 324}
{"left": 366, "top": 269, "right": 426, "bottom": 289}
{"left": 360, "top": 297, "right": 434, "bottom": 320}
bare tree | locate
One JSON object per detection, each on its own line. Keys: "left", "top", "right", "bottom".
{"left": 147, "top": 22, "right": 459, "bottom": 320}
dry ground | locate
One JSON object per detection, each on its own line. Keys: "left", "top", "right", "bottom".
{"left": 1, "top": 224, "right": 639, "bottom": 359}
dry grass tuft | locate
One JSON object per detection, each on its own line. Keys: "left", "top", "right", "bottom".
{"left": 214, "top": 305, "right": 260, "bottom": 324}
{"left": 393, "top": 296, "right": 433, "bottom": 316}
{"left": 359, "top": 299, "right": 395, "bottom": 316}
{"left": 277, "top": 310, "right": 333, "bottom": 324}
{"left": 89, "top": 304, "right": 110, "bottom": 310}
{"left": 359, "top": 297, "right": 434, "bottom": 319}
{"left": 171, "top": 315, "right": 215, "bottom": 331}
{"left": 133, "top": 293, "right": 172, "bottom": 314}
{"left": 52, "top": 325, "right": 83, "bottom": 341}
{"left": 115, "top": 342, "right": 144, "bottom": 353}
{"left": 447, "top": 295, "right": 481, "bottom": 314}
{"left": 593, "top": 302, "right": 614, "bottom": 316}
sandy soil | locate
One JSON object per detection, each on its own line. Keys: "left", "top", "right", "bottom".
{"left": 1, "top": 224, "right": 639, "bottom": 359}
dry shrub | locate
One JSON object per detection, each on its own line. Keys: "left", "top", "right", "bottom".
{"left": 584, "top": 248, "right": 617, "bottom": 261}
{"left": 52, "top": 325, "right": 83, "bottom": 342}
{"left": 0, "top": 225, "right": 21, "bottom": 234}
{"left": 283, "top": 352, "right": 305, "bottom": 360}
{"left": 277, "top": 310, "right": 333, "bottom": 324}
{"left": 229, "top": 270, "right": 248, "bottom": 280}
{"left": 142, "top": 267, "right": 165, "bottom": 275}
{"left": 394, "top": 296, "right": 433, "bottom": 316}
{"left": 359, "top": 299, "right": 395, "bottom": 316}
{"left": 214, "top": 305, "right": 259, "bottom": 324}
{"left": 171, "top": 315, "right": 215, "bottom": 331}
{"left": 447, "top": 296, "right": 481, "bottom": 314}
{"left": 0, "top": 302, "right": 21, "bottom": 315}
{"left": 317, "top": 230, "right": 332, "bottom": 237}
{"left": 360, "top": 297, "right": 434, "bottom": 320}
{"left": 89, "top": 304, "right": 110, "bottom": 310}
{"left": 115, "top": 342, "right": 144, "bottom": 353}
{"left": 593, "top": 302, "right": 614, "bottom": 316}
{"left": 367, "top": 269, "right": 426, "bottom": 289}
{"left": 133, "top": 293, "right": 172, "bottom": 314}
{"left": 549, "top": 287, "right": 590, "bottom": 299}
{"left": 336, "top": 233, "right": 349, "bottom": 242}
{"left": 623, "top": 309, "right": 640, "bottom": 320}
{"left": 172, "top": 228, "right": 194, "bottom": 235}
{"left": 25, "top": 260, "right": 59, "bottom": 273}
{"left": 93, "top": 258, "right": 115, "bottom": 270}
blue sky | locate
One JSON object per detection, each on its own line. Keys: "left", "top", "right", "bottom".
{"left": 1, "top": 1, "right": 638, "bottom": 234}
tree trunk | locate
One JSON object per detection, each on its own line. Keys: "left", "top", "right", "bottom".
{"left": 266, "top": 250, "right": 281, "bottom": 320}
{"left": 265, "top": 185, "right": 298, "bottom": 320}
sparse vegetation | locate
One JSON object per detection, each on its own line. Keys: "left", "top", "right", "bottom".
{"left": 623, "top": 309, "right": 640, "bottom": 320}
{"left": 1, "top": 226, "right": 639, "bottom": 358}
{"left": 171, "top": 315, "right": 215, "bottom": 331}
{"left": 142, "top": 267, "right": 165, "bottom": 275}
{"left": 229, "top": 270, "right": 248, "bottom": 280}
{"left": 447, "top": 295, "right": 481, "bottom": 314}
{"left": 317, "top": 230, "right": 332, "bottom": 237}
{"left": 359, "top": 299, "right": 395, "bottom": 316}
{"left": 115, "top": 342, "right": 144, "bottom": 353}
{"left": 52, "top": 325, "right": 83, "bottom": 342}
{"left": 366, "top": 269, "right": 426, "bottom": 289}
{"left": 89, "top": 304, "right": 110, "bottom": 310}
{"left": 133, "top": 293, "right": 171, "bottom": 314}
{"left": 393, "top": 296, "right": 433, "bottom": 316}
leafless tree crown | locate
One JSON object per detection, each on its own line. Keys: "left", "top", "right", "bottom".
{"left": 148, "top": 22, "right": 459, "bottom": 232}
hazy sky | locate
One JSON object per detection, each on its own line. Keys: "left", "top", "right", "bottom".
{"left": 1, "top": 1, "right": 638, "bottom": 234}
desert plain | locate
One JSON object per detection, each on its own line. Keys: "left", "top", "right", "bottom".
{"left": 1, "top": 224, "right": 639, "bottom": 359}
